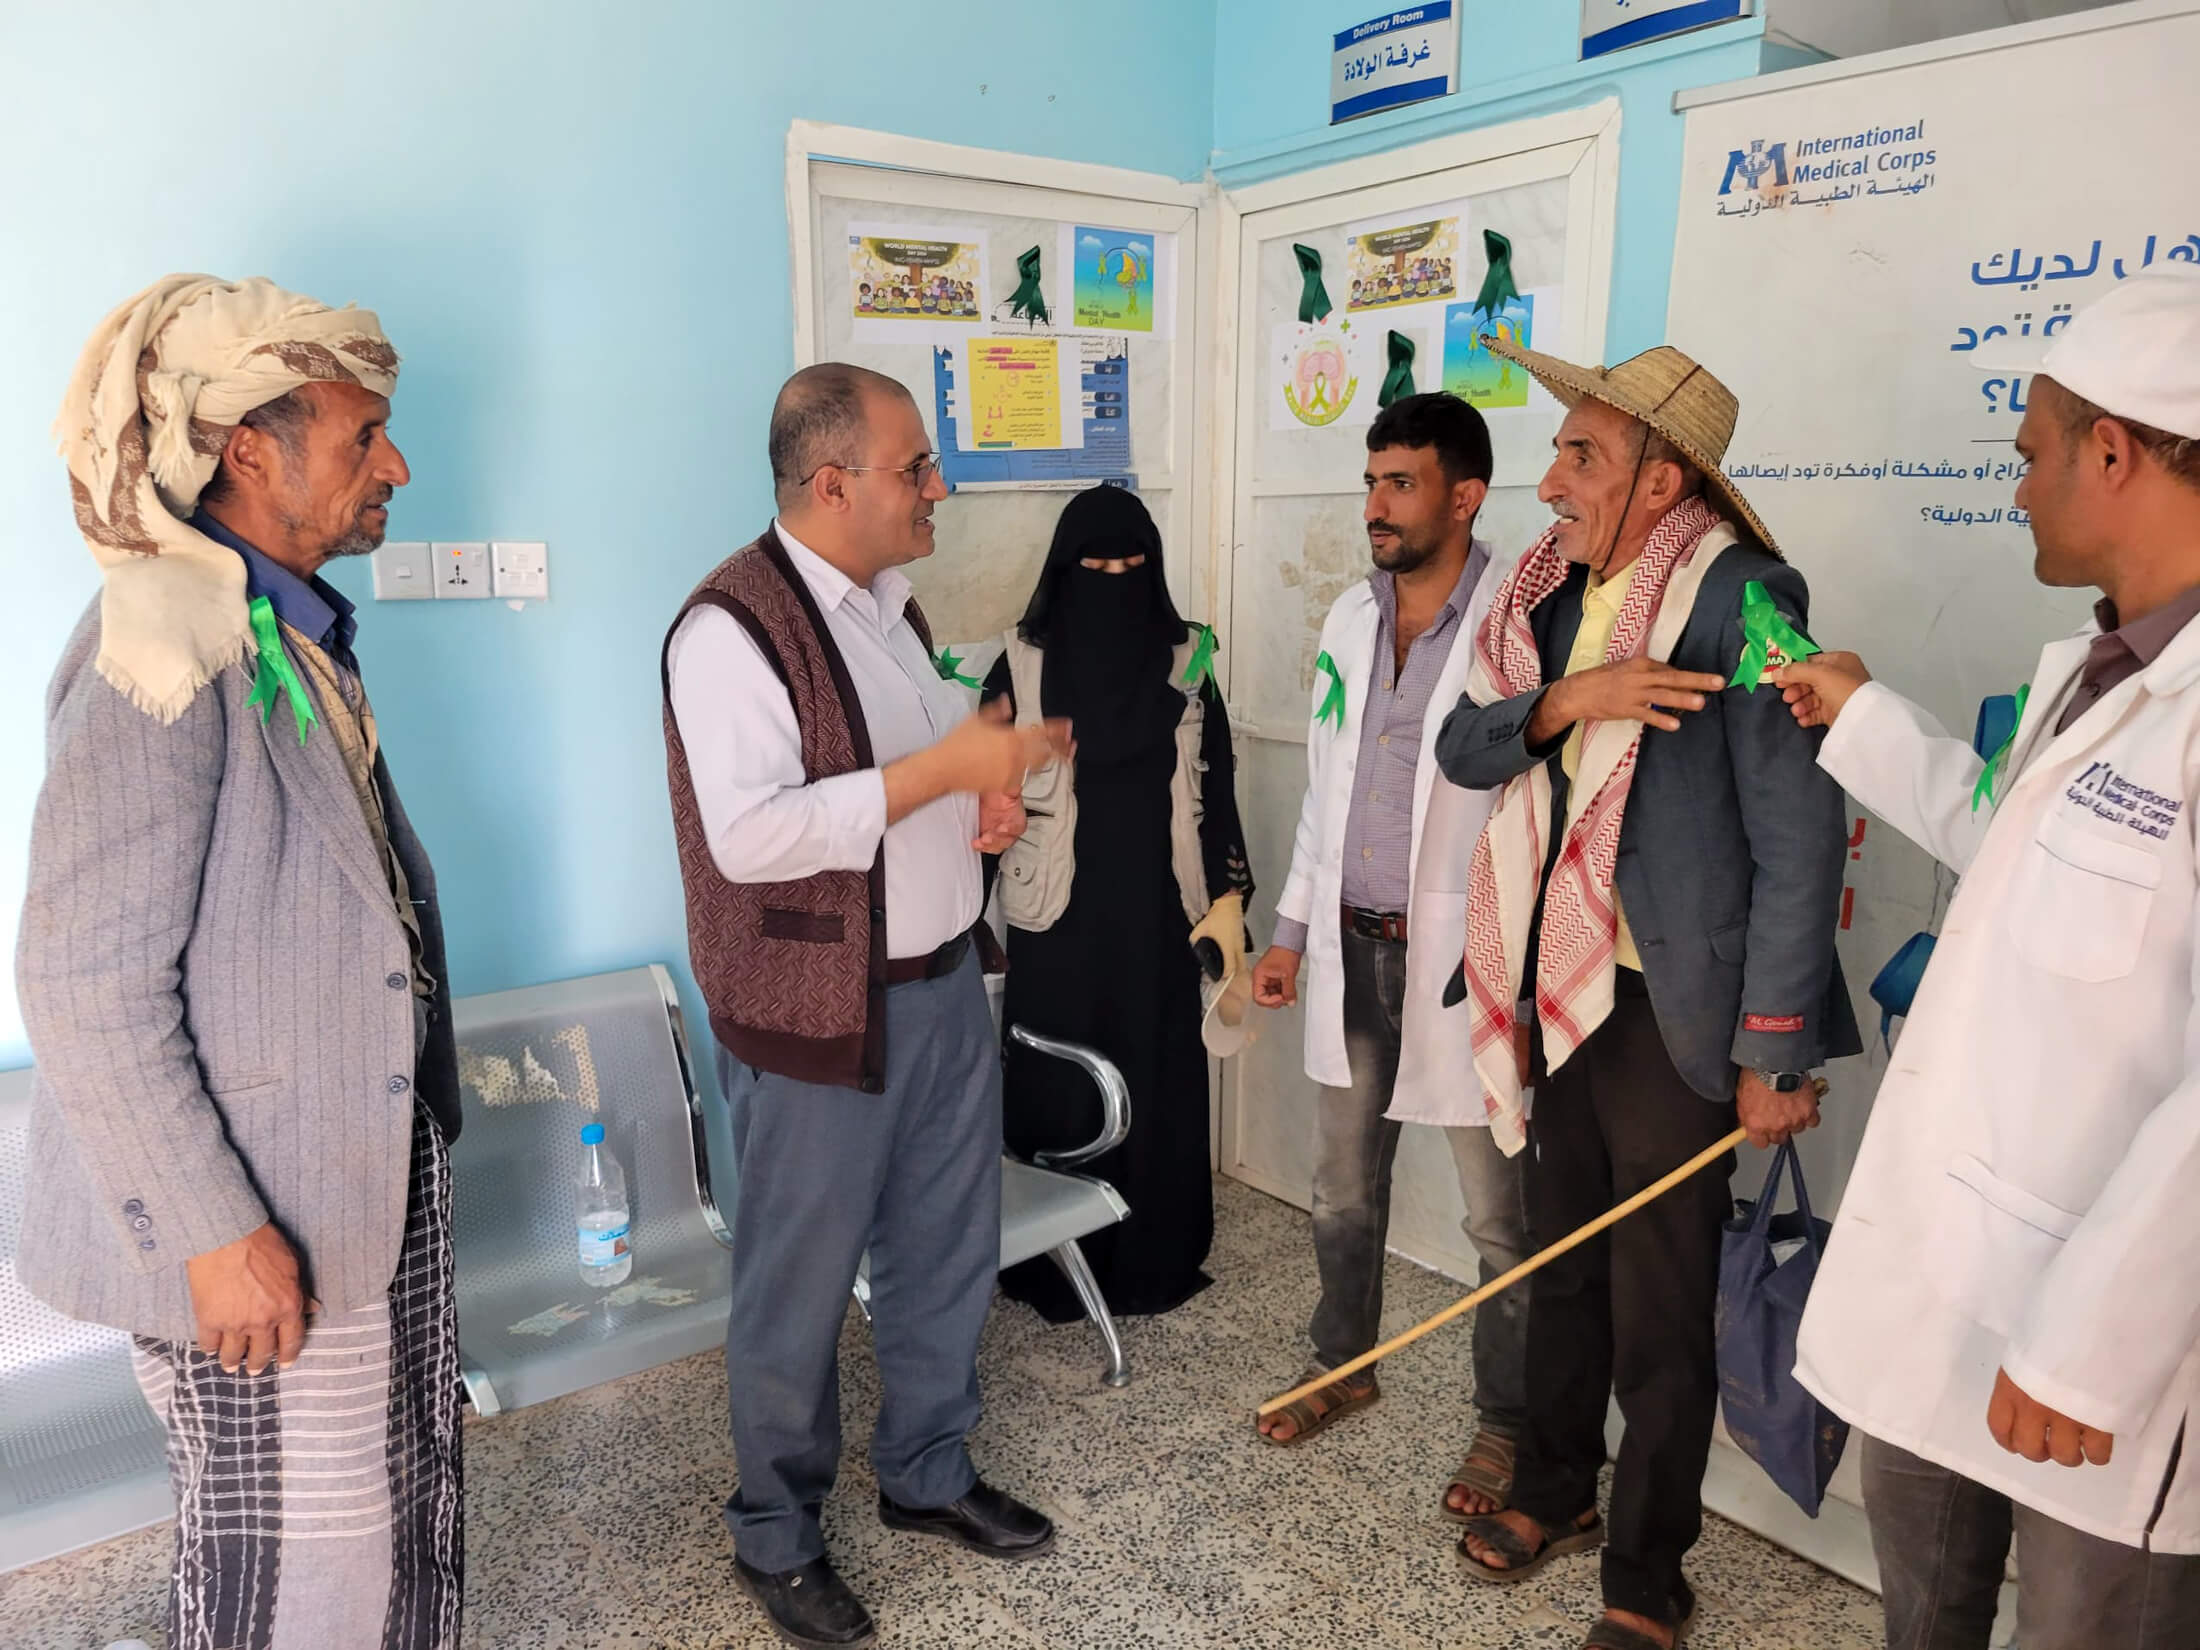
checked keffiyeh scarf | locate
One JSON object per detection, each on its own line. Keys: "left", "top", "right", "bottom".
{"left": 1460, "top": 496, "right": 1735, "bottom": 1154}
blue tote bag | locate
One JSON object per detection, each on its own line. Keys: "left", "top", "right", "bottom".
{"left": 1715, "top": 1142, "right": 1850, "bottom": 1515}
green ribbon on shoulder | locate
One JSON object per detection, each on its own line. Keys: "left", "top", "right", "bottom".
{"left": 1180, "top": 623, "right": 1217, "bottom": 690}
{"left": 1293, "top": 243, "right": 1333, "bottom": 323}
{"left": 1008, "top": 247, "right": 1050, "bottom": 327}
{"left": 1728, "top": 579, "right": 1821, "bottom": 692}
{"left": 1972, "top": 682, "right": 2031, "bottom": 813}
{"left": 1473, "top": 228, "right": 1521, "bottom": 316}
{"left": 1313, "top": 650, "right": 1347, "bottom": 728}
{"left": 933, "top": 646, "right": 982, "bottom": 690}
{"left": 244, "top": 595, "right": 317, "bottom": 745}
{"left": 1378, "top": 330, "right": 1416, "bottom": 408}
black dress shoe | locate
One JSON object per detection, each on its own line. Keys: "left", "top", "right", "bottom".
{"left": 732, "top": 1554, "right": 877, "bottom": 1649}
{"left": 878, "top": 1478, "right": 1057, "bottom": 1560}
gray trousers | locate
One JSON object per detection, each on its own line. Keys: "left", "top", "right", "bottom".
{"left": 1863, "top": 1433, "right": 2200, "bottom": 1650}
{"left": 716, "top": 954, "right": 1003, "bottom": 1574}
{"left": 1308, "top": 929, "right": 1531, "bottom": 1431}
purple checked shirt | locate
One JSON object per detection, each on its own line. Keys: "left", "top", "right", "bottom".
{"left": 1274, "top": 540, "right": 1488, "bottom": 952}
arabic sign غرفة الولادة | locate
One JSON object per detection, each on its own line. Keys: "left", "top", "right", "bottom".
{"left": 1330, "top": 2, "right": 1458, "bottom": 124}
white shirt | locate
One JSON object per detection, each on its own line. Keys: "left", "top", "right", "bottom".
{"left": 667, "top": 521, "right": 980, "bottom": 959}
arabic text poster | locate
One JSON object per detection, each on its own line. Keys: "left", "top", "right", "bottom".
{"left": 962, "top": 337, "right": 1070, "bottom": 451}
{"left": 849, "top": 223, "right": 988, "bottom": 339}
{"left": 1270, "top": 318, "right": 1379, "bottom": 432}
{"left": 1346, "top": 211, "right": 1462, "bottom": 314}
{"left": 935, "top": 337, "right": 1130, "bottom": 485}
{"left": 1068, "top": 226, "right": 1157, "bottom": 332}
{"left": 1440, "top": 289, "right": 1559, "bottom": 413}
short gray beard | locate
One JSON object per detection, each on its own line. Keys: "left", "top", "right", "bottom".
{"left": 277, "top": 503, "right": 383, "bottom": 561}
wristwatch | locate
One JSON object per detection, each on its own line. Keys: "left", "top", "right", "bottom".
{"left": 1754, "top": 1069, "right": 1807, "bottom": 1093}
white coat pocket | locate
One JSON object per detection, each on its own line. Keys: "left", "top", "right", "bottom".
{"left": 1928, "top": 1153, "right": 2083, "bottom": 1339}
{"left": 2003, "top": 811, "right": 2160, "bottom": 982}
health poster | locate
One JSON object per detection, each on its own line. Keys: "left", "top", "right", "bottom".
{"left": 849, "top": 224, "right": 987, "bottom": 335}
{"left": 1440, "top": 288, "right": 1559, "bottom": 413}
{"left": 963, "top": 336, "right": 1067, "bottom": 450}
{"left": 1270, "top": 317, "right": 1378, "bottom": 432}
{"left": 1345, "top": 211, "right": 1462, "bottom": 313}
{"left": 1069, "top": 226, "right": 1157, "bottom": 332}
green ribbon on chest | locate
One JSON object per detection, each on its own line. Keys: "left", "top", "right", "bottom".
{"left": 244, "top": 596, "right": 317, "bottom": 745}
{"left": 1728, "top": 579, "right": 1821, "bottom": 692}
{"left": 1313, "top": 650, "right": 1347, "bottom": 728}
{"left": 933, "top": 646, "right": 982, "bottom": 690}
{"left": 1972, "top": 682, "right": 2031, "bottom": 813}
{"left": 1180, "top": 624, "right": 1217, "bottom": 690}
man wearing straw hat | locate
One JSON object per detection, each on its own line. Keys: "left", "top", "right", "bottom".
{"left": 20, "top": 275, "right": 461, "bottom": 1648}
{"left": 1436, "top": 338, "right": 1858, "bottom": 1649}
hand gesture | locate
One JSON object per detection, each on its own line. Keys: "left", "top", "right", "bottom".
{"left": 937, "top": 699, "right": 1074, "bottom": 796}
{"left": 186, "top": 1221, "right": 315, "bottom": 1374}
{"left": 1532, "top": 658, "right": 1731, "bottom": 742}
{"left": 1251, "top": 944, "right": 1302, "bottom": 1009}
{"left": 1771, "top": 652, "right": 1872, "bottom": 730}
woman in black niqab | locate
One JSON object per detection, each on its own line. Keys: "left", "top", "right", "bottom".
{"left": 984, "top": 485, "right": 1254, "bottom": 1322}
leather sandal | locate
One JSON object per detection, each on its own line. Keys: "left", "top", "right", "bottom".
{"left": 1441, "top": 1424, "right": 1518, "bottom": 1520}
{"left": 1455, "top": 1510, "right": 1604, "bottom": 1583}
{"left": 1579, "top": 1581, "right": 1696, "bottom": 1649}
{"left": 1255, "top": 1367, "right": 1379, "bottom": 1447}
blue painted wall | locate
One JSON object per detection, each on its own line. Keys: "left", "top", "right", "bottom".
{"left": 0, "top": 0, "right": 1217, "bottom": 1066}
{"left": 0, "top": 1, "right": 1772, "bottom": 1071}
{"left": 1210, "top": 2, "right": 1767, "bottom": 360}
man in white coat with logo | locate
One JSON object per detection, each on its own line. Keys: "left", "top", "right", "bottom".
{"left": 1777, "top": 268, "right": 2200, "bottom": 1649}
{"left": 1248, "top": 393, "right": 1530, "bottom": 1523}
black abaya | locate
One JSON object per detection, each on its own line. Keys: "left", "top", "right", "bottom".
{"left": 985, "top": 486, "right": 1254, "bottom": 1322}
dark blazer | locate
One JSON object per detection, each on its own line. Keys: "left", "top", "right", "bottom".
{"left": 1436, "top": 537, "right": 1861, "bottom": 1101}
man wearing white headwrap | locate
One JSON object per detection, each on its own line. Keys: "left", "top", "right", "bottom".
{"left": 19, "top": 275, "right": 463, "bottom": 1649}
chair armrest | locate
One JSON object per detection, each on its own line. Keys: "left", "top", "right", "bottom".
{"left": 1006, "top": 1024, "right": 1131, "bottom": 1170}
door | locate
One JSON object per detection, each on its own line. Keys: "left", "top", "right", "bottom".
{"left": 1215, "top": 107, "right": 1622, "bottom": 1279}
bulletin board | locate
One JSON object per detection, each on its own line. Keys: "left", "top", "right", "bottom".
{"left": 795, "top": 151, "right": 1206, "bottom": 665}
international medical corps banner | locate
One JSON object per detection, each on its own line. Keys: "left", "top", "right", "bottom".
{"left": 1662, "top": 3, "right": 2200, "bottom": 1201}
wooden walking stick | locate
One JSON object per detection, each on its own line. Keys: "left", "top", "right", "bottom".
{"left": 1258, "top": 1125, "right": 1750, "bottom": 1419}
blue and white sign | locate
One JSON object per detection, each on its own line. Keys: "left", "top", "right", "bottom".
{"left": 1330, "top": 4, "right": 1458, "bottom": 125}
{"left": 1581, "top": 0, "right": 1751, "bottom": 61}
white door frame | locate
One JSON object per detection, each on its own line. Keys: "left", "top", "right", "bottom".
{"left": 1211, "top": 99, "right": 1622, "bottom": 1234}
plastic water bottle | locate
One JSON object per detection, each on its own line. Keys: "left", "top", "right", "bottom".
{"left": 575, "top": 1122, "right": 632, "bottom": 1287}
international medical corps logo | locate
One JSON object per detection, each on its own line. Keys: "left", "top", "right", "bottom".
{"left": 1714, "top": 120, "right": 1937, "bottom": 219}
{"left": 1719, "top": 139, "right": 1790, "bottom": 198}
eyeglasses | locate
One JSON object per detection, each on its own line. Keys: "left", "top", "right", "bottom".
{"left": 798, "top": 453, "right": 941, "bottom": 490}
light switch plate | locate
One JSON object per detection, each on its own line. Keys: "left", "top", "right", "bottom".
{"left": 371, "top": 540, "right": 434, "bottom": 601}
{"left": 431, "top": 541, "right": 490, "bottom": 599}
{"left": 491, "top": 541, "right": 549, "bottom": 601}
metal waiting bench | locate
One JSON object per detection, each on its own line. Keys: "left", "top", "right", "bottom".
{"left": 0, "top": 1065, "right": 172, "bottom": 1572}
{"left": 860, "top": 972, "right": 1136, "bottom": 1387}
{"left": 0, "top": 961, "right": 1135, "bottom": 1570}
{"left": 449, "top": 963, "right": 1136, "bottom": 1408}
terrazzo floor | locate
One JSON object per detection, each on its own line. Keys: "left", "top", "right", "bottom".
{"left": 1, "top": 1174, "right": 1884, "bottom": 1649}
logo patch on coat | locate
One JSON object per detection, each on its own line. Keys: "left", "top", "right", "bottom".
{"left": 2068, "top": 761, "right": 2184, "bottom": 842}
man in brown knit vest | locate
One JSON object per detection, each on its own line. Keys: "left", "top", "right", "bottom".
{"left": 663, "top": 363, "right": 1069, "bottom": 1650}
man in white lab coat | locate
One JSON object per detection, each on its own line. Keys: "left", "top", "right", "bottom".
{"left": 1248, "top": 393, "right": 1530, "bottom": 1523}
{"left": 1778, "top": 268, "right": 2200, "bottom": 1650}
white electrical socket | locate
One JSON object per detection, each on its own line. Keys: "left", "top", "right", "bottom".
{"left": 431, "top": 542, "right": 490, "bottom": 599}
{"left": 371, "top": 541, "right": 435, "bottom": 601}
{"left": 491, "top": 541, "right": 549, "bottom": 601}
